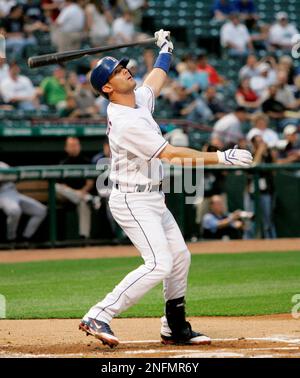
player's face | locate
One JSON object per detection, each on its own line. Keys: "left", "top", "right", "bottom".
{"left": 65, "top": 137, "right": 81, "bottom": 157}
{"left": 211, "top": 198, "right": 224, "bottom": 214}
{"left": 106, "top": 65, "right": 136, "bottom": 95}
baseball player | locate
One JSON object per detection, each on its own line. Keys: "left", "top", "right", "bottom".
{"left": 79, "top": 30, "right": 253, "bottom": 348}
{"left": 0, "top": 161, "right": 47, "bottom": 243}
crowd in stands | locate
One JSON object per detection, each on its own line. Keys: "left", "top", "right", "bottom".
{"left": 1, "top": 0, "right": 300, "bottom": 243}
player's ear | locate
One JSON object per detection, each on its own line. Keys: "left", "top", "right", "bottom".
{"left": 102, "top": 83, "right": 113, "bottom": 96}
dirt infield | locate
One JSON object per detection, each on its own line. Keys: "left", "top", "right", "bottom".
{"left": 1, "top": 315, "right": 300, "bottom": 358}
{"left": 1, "top": 239, "right": 300, "bottom": 358}
{"left": 0, "top": 238, "right": 299, "bottom": 263}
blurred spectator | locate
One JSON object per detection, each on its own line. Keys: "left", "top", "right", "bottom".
{"left": 37, "top": 65, "right": 67, "bottom": 110}
{"left": 259, "top": 55, "right": 278, "bottom": 82}
{"left": 0, "top": 58, "right": 9, "bottom": 83}
{"left": 92, "top": 137, "right": 111, "bottom": 165}
{"left": 23, "top": 0, "right": 46, "bottom": 23}
{"left": 0, "top": 161, "right": 47, "bottom": 244}
{"left": 0, "top": 1, "right": 16, "bottom": 17}
{"left": 247, "top": 113, "right": 279, "bottom": 148}
{"left": 194, "top": 143, "right": 227, "bottom": 229}
{"left": 85, "top": 0, "right": 112, "bottom": 46}
{"left": 239, "top": 54, "right": 259, "bottom": 80}
{"left": 180, "top": 86, "right": 227, "bottom": 122}
{"left": 137, "top": 48, "right": 154, "bottom": 79}
{"left": 164, "top": 128, "right": 189, "bottom": 147}
{"left": 233, "top": 0, "right": 257, "bottom": 30}
{"left": 278, "top": 55, "right": 296, "bottom": 85}
{"left": 236, "top": 77, "right": 261, "bottom": 111}
{"left": 180, "top": 96, "right": 212, "bottom": 123}
{"left": 212, "top": 0, "right": 234, "bottom": 21}
{"left": 249, "top": 18, "right": 269, "bottom": 49}
{"left": 293, "top": 75, "right": 300, "bottom": 107}
{"left": 244, "top": 132, "right": 277, "bottom": 239}
{"left": 220, "top": 13, "right": 253, "bottom": 57}
{"left": 197, "top": 53, "right": 225, "bottom": 86}
{"left": 212, "top": 106, "right": 247, "bottom": 147}
{"left": 202, "top": 195, "right": 245, "bottom": 240}
{"left": 56, "top": 137, "right": 100, "bottom": 239}
{"left": 165, "top": 83, "right": 193, "bottom": 118}
{"left": 112, "top": 10, "right": 135, "bottom": 43}
{"left": 95, "top": 95, "right": 109, "bottom": 117}
{"left": 53, "top": 0, "right": 85, "bottom": 52}
{"left": 92, "top": 138, "right": 124, "bottom": 240}
{"left": 41, "top": 0, "right": 63, "bottom": 22}
{"left": 233, "top": 0, "right": 256, "bottom": 17}
{"left": 73, "top": 74, "right": 99, "bottom": 118}
{"left": 203, "top": 86, "right": 228, "bottom": 120}
{"left": 125, "top": 0, "right": 147, "bottom": 26}
{"left": 261, "top": 85, "right": 286, "bottom": 120}
{"left": 277, "top": 125, "right": 300, "bottom": 164}
{"left": 179, "top": 56, "right": 209, "bottom": 96}
{"left": 275, "top": 70, "right": 298, "bottom": 110}
{"left": 58, "top": 94, "right": 77, "bottom": 117}
{"left": 23, "top": 0, "right": 49, "bottom": 33}
{"left": 250, "top": 63, "right": 275, "bottom": 97}
{"left": 1, "top": 4, "right": 36, "bottom": 57}
{"left": 65, "top": 70, "right": 79, "bottom": 94}
{"left": 0, "top": 59, "right": 12, "bottom": 109}
{"left": 0, "top": 62, "right": 38, "bottom": 110}
{"left": 107, "top": 0, "right": 124, "bottom": 19}
{"left": 269, "top": 12, "right": 298, "bottom": 51}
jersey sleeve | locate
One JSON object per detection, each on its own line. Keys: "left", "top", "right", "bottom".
{"left": 121, "top": 122, "right": 168, "bottom": 161}
{"left": 202, "top": 213, "right": 219, "bottom": 233}
{"left": 135, "top": 85, "right": 155, "bottom": 113}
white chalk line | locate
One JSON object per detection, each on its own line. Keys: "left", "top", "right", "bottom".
{"left": 124, "top": 346, "right": 299, "bottom": 355}
{"left": 121, "top": 336, "right": 300, "bottom": 345}
{"left": 0, "top": 352, "right": 85, "bottom": 359}
{"left": 172, "top": 352, "right": 246, "bottom": 358}
{"left": 1, "top": 335, "right": 299, "bottom": 358}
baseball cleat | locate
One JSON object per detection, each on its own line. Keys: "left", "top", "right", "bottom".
{"left": 79, "top": 318, "right": 119, "bottom": 348}
{"left": 160, "top": 316, "right": 211, "bottom": 346}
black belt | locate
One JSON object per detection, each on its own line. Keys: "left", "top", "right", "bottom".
{"left": 114, "top": 182, "right": 162, "bottom": 193}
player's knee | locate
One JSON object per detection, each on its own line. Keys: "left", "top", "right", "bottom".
{"left": 8, "top": 205, "right": 22, "bottom": 220}
{"left": 37, "top": 204, "right": 47, "bottom": 220}
{"left": 156, "top": 256, "right": 173, "bottom": 278}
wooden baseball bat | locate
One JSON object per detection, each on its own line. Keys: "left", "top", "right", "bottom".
{"left": 28, "top": 37, "right": 157, "bottom": 69}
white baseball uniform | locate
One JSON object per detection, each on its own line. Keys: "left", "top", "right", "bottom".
{"left": 84, "top": 85, "right": 191, "bottom": 324}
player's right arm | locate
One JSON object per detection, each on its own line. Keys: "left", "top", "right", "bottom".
{"left": 159, "top": 144, "right": 253, "bottom": 167}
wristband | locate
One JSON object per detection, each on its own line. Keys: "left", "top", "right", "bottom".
{"left": 154, "top": 52, "right": 172, "bottom": 74}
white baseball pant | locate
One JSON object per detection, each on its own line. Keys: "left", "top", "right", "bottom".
{"left": 55, "top": 183, "right": 91, "bottom": 238}
{"left": 0, "top": 188, "right": 47, "bottom": 240}
{"left": 84, "top": 189, "right": 191, "bottom": 324}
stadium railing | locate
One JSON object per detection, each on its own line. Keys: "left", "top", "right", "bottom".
{"left": 1, "top": 163, "right": 300, "bottom": 247}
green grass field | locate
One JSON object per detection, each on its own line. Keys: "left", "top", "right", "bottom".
{"left": 0, "top": 251, "right": 299, "bottom": 319}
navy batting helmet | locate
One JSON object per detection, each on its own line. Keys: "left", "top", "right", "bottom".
{"left": 90, "top": 56, "right": 129, "bottom": 96}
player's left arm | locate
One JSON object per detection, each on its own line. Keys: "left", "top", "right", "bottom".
{"left": 143, "top": 29, "right": 173, "bottom": 97}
